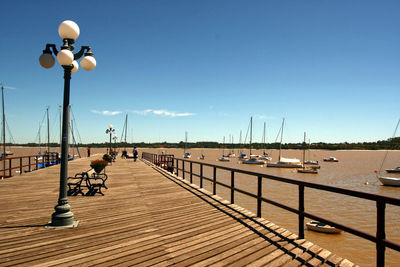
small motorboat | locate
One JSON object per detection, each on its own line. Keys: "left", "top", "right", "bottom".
{"left": 304, "top": 160, "right": 319, "bottom": 165}
{"left": 378, "top": 176, "right": 400, "bottom": 186}
{"left": 238, "top": 153, "right": 248, "bottom": 160}
{"left": 218, "top": 156, "right": 230, "bottom": 162}
{"left": 323, "top": 157, "right": 339, "bottom": 162}
{"left": 386, "top": 167, "right": 400, "bottom": 173}
{"left": 242, "top": 156, "right": 265, "bottom": 165}
{"left": 306, "top": 221, "right": 342, "bottom": 234}
{"left": 183, "top": 152, "right": 191, "bottom": 159}
{"left": 297, "top": 166, "right": 319, "bottom": 174}
{"left": 199, "top": 154, "right": 205, "bottom": 160}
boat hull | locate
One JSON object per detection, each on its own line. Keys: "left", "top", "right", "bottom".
{"left": 306, "top": 221, "right": 342, "bottom": 234}
{"left": 378, "top": 176, "right": 400, "bottom": 186}
{"left": 267, "top": 162, "right": 303, "bottom": 168}
{"left": 242, "top": 159, "right": 265, "bottom": 165}
{"left": 297, "top": 168, "right": 318, "bottom": 174}
{"left": 386, "top": 169, "right": 400, "bottom": 173}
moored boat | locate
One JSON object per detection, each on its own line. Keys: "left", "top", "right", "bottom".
{"left": 268, "top": 157, "right": 303, "bottom": 168}
{"left": 306, "top": 221, "right": 342, "bottom": 234}
{"left": 323, "top": 157, "right": 339, "bottom": 162}
{"left": 378, "top": 176, "right": 400, "bottom": 187}
{"left": 386, "top": 167, "right": 400, "bottom": 173}
{"left": 297, "top": 166, "right": 319, "bottom": 174}
{"left": 218, "top": 156, "right": 230, "bottom": 162}
{"left": 242, "top": 155, "right": 265, "bottom": 165}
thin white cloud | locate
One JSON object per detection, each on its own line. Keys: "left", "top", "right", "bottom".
{"left": 255, "top": 114, "right": 275, "bottom": 120}
{"left": 130, "top": 109, "right": 195, "bottom": 117}
{"left": 91, "top": 110, "right": 122, "bottom": 116}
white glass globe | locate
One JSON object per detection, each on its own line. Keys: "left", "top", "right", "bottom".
{"left": 71, "top": 60, "right": 79, "bottom": 73}
{"left": 39, "top": 53, "right": 55, "bottom": 69}
{"left": 58, "top": 20, "right": 80, "bottom": 40}
{"left": 80, "top": 55, "right": 96, "bottom": 71}
{"left": 109, "top": 125, "right": 113, "bottom": 129}
{"left": 57, "top": 49, "right": 74, "bottom": 66}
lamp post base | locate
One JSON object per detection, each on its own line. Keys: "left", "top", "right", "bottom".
{"left": 47, "top": 202, "right": 77, "bottom": 228}
{"left": 46, "top": 220, "right": 79, "bottom": 228}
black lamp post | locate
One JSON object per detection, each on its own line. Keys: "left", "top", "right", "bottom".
{"left": 106, "top": 124, "right": 116, "bottom": 154}
{"left": 113, "top": 136, "right": 118, "bottom": 150}
{"left": 39, "top": 20, "right": 96, "bottom": 228}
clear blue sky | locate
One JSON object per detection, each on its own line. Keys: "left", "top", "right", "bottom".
{"left": 0, "top": 0, "right": 399, "bottom": 144}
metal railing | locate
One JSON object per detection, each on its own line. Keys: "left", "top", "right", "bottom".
{"left": 142, "top": 152, "right": 400, "bottom": 266}
{"left": 0, "top": 153, "right": 60, "bottom": 178}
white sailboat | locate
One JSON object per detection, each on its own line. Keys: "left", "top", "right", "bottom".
{"left": 183, "top": 131, "right": 191, "bottom": 158}
{"left": 218, "top": 136, "right": 230, "bottom": 162}
{"left": 298, "top": 132, "right": 319, "bottom": 174}
{"left": 267, "top": 118, "right": 302, "bottom": 168}
{"left": 243, "top": 117, "right": 265, "bottom": 165}
{"left": 376, "top": 119, "right": 400, "bottom": 186}
{"left": 259, "top": 122, "right": 272, "bottom": 161}
{"left": 237, "top": 130, "right": 248, "bottom": 159}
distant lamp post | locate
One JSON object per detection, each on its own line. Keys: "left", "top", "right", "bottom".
{"left": 39, "top": 20, "right": 96, "bottom": 228}
{"left": 106, "top": 125, "right": 115, "bottom": 154}
{"left": 113, "top": 136, "right": 118, "bottom": 150}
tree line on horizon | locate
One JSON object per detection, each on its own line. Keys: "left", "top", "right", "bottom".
{"left": 8, "top": 137, "right": 400, "bottom": 150}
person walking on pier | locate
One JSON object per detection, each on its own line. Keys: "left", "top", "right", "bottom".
{"left": 87, "top": 147, "right": 91, "bottom": 157}
{"left": 133, "top": 147, "right": 138, "bottom": 162}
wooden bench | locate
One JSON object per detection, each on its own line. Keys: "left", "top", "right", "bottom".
{"left": 67, "top": 172, "right": 89, "bottom": 196}
{"left": 67, "top": 170, "right": 108, "bottom": 196}
{"left": 85, "top": 172, "right": 108, "bottom": 196}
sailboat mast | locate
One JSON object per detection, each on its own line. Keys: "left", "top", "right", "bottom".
{"left": 263, "top": 122, "right": 266, "bottom": 154}
{"left": 38, "top": 122, "right": 41, "bottom": 154}
{"left": 2, "top": 86, "right": 5, "bottom": 160}
{"left": 1, "top": 86, "right": 5, "bottom": 178}
{"left": 184, "top": 131, "right": 187, "bottom": 153}
{"left": 302, "top": 132, "right": 306, "bottom": 164}
{"left": 250, "top": 116, "right": 253, "bottom": 155}
{"left": 278, "top": 118, "right": 284, "bottom": 160}
{"left": 124, "top": 114, "right": 128, "bottom": 144}
{"left": 239, "top": 130, "right": 242, "bottom": 154}
{"left": 47, "top": 107, "right": 50, "bottom": 153}
{"left": 223, "top": 136, "right": 225, "bottom": 156}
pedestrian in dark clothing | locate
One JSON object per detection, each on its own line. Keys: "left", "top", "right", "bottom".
{"left": 87, "top": 147, "right": 91, "bottom": 157}
{"left": 133, "top": 147, "right": 138, "bottom": 162}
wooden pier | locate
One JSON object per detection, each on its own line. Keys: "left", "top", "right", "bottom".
{"left": 0, "top": 155, "right": 357, "bottom": 266}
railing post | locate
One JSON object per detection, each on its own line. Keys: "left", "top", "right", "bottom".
{"left": 200, "top": 163, "right": 203, "bottom": 188}
{"left": 377, "top": 200, "right": 386, "bottom": 267}
{"left": 213, "top": 166, "right": 216, "bottom": 195}
{"left": 8, "top": 159, "right": 12, "bottom": 177}
{"left": 257, "top": 176, "right": 262, "bottom": 217}
{"left": 28, "top": 156, "right": 31, "bottom": 172}
{"left": 182, "top": 160, "right": 185, "bottom": 180}
{"left": 36, "top": 157, "right": 38, "bottom": 170}
{"left": 231, "top": 170, "right": 235, "bottom": 204}
{"left": 20, "top": 157, "right": 23, "bottom": 175}
{"left": 299, "top": 185, "right": 305, "bottom": 239}
{"left": 190, "top": 161, "right": 193, "bottom": 183}
{"left": 175, "top": 159, "right": 178, "bottom": 176}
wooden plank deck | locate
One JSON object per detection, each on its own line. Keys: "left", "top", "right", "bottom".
{"left": 0, "top": 155, "right": 357, "bottom": 266}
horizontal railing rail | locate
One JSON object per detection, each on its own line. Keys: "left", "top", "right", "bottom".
{"left": 142, "top": 152, "right": 400, "bottom": 266}
{"left": 0, "top": 153, "right": 60, "bottom": 178}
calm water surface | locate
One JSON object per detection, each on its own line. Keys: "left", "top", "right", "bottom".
{"left": 145, "top": 148, "right": 400, "bottom": 266}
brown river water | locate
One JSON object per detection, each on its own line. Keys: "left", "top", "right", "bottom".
{"left": 6, "top": 146, "right": 400, "bottom": 266}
